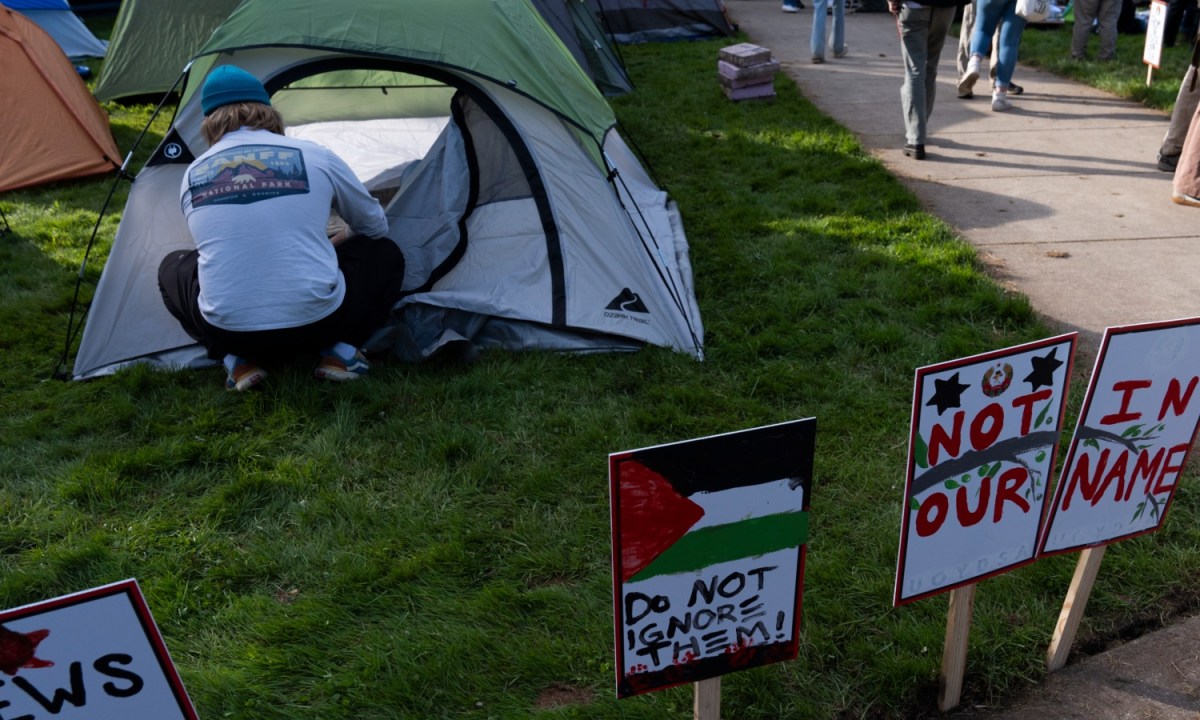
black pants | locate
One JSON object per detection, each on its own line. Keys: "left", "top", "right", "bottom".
{"left": 158, "top": 236, "right": 406, "bottom": 361}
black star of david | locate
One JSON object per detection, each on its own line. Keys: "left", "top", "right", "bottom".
{"left": 1024, "top": 347, "right": 1064, "bottom": 391}
{"left": 926, "top": 371, "right": 970, "bottom": 416}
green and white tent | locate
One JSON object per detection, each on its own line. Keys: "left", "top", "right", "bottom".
{"left": 92, "top": 0, "right": 242, "bottom": 104}
{"left": 73, "top": 0, "right": 703, "bottom": 379}
{"left": 94, "top": 0, "right": 631, "bottom": 103}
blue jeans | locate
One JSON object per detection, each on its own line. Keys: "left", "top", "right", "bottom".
{"left": 969, "top": 0, "right": 1025, "bottom": 88}
{"left": 898, "top": 5, "right": 954, "bottom": 145}
{"left": 811, "top": 0, "right": 846, "bottom": 59}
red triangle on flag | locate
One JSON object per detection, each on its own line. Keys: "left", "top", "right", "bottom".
{"left": 617, "top": 460, "right": 705, "bottom": 582}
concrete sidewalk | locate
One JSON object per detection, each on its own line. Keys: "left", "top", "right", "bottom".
{"left": 725, "top": 2, "right": 1200, "bottom": 717}
{"left": 727, "top": 0, "right": 1200, "bottom": 357}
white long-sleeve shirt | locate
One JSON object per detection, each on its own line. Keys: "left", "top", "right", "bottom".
{"left": 181, "top": 127, "right": 388, "bottom": 331}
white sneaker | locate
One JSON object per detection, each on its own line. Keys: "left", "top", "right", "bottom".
{"left": 991, "top": 91, "right": 1013, "bottom": 111}
{"left": 958, "top": 56, "right": 981, "bottom": 96}
{"left": 782, "top": 2, "right": 799, "bottom": 11}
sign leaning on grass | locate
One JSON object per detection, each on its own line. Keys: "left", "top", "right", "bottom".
{"left": 609, "top": 419, "right": 815, "bottom": 698}
{"left": 1038, "top": 318, "right": 1200, "bottom": 556}
{"left": 0, "top": 579, "right": 198, "bottom": 720}
{"left": 894, "top": 334, "right": 1077, "bottom": 605}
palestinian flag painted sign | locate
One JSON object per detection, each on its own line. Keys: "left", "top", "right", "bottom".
{"left": 895, "top": 334, "right": 1077, "bottom": 606}
{"left": 609, "top": 418, "right": 815, "bottom": 699}
{"left": 1039, "top": 317, "right": 1200, "bottom": 556}
{"left": 0, "top": 579, "right": 197, "bottom": 720}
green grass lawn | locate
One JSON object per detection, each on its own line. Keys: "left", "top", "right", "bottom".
{"left": 0, "top": 15, "right": 1197, "bottom": 720}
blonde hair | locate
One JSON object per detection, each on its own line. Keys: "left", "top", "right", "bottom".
{"left": 201, "top": 102, "right": 285, "bottom": 146}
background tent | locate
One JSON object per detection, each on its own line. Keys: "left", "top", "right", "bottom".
{"left": 5, "top": 0, "right": 106, "bottom": 57}
{"left": 96, "top": 0, "right": 630, "bottom": 103}
{"left": 0, "top": 4, "right": 120, "bottom": 192}
{"left": 72, "top": 0, "right": 703, "bottom": 380}
{"left": 93, "top": 0, "right": 244, "bottom": 103}
{"left": 531, "top": 0, "right": 632, "bottom": 95}
{"left": 590, "top": 0, "right": 735, "bottom": 42}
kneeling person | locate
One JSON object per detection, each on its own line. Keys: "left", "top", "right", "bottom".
{"left": 158, "top": 65, "right": 406, "bottom": 390}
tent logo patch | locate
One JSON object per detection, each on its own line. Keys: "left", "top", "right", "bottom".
{"left": 605, "top": 289, "right": 650, "bottom": 325}
{"left": 187, "top": 144, "right": 310, "bottom": 208}
{"left": 606, "top": 288, "right": 648, "bottom": 313}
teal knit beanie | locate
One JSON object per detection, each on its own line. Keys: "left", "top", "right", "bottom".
{"left": 201, "top": 66, "right": 271, "bottom": 116}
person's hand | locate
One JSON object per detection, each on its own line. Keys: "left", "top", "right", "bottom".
{"left": 329, "top": 228, "right": 349, "bottom": 246}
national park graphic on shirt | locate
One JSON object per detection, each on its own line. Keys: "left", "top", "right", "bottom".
{"left": 187, "top": 144, "right": 310, "bottom": 207}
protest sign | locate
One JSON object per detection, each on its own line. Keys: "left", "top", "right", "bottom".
{"left": 1039, "top": 318, "right": 1200, "bottom": 556}
{"left": 609, "top": 418, "right": 815, "bottom": 699}
{"left": 1144, "top": 0, "right": 1168, "bottom": 72}
{"left": 895, "top": 334, "right": 1077, "bottom": 605}
{"left": 0, "top": 579, "right": 197, "bottom": 720}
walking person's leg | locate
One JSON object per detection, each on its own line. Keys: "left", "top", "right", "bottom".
{"left": 1071, "top": 0, "right": 1100, "bottom": 58}
{"left": 957, "top": 0, "right": 979, "bottom": 96}
{"left": 900, "top": 6, "right": 932, "bottom": 157}
{"left": 811, "top": 0, "right": 831, "bottom": 60}
{"left": 1161, "top": 64, "right": 1200, "bottom": 170}
{"left": 1096, "top": 0, "right": 1122, "bottom": 59}
{"left": 832, "top": 0, "right": 848, "bottom": 56}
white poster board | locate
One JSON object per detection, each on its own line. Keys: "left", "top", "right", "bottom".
{"left": 1039, "top": 318, "right": 1200, "bottom": 555}
{"left": 0, "top": 579, "right": 197, "bottom": 720}
{"left": 1144, "top": 0, "right": 1168, "bottom": 69}
{"left": 610, "top": 419, "right": 815, "bottom": 698}
{"left": 895, "top": 334, "right": 1077, "bottom": 605}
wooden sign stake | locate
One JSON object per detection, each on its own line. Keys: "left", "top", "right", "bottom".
{"left": 694, "top": 677, "right": 721, "bottom": 720}
{"left": 1147, "top": 65, "right": 1154, "bottom": 87}
{"left": 1046, "top": 545, "right": 1107, "bottom": 671}
{"left": 938, "top": 583, "right": 976, "bottom": 712}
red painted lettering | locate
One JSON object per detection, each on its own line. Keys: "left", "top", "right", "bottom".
{"left": 1100, "top": 379, "right": 1152, "bottom": 425}
{"left": 1154, "top": 443, "right": 1190, "bottom": 494}
{"left": 1157, "top": 377, "right": 1198, "bottom": 421}
{"left": 916, "top": 493, "right": 948, "bottom": 537}
{"left": 993, "top": 467, "right": 1030, "bottom": 522}
{"left": 928, "top": 411, "right": 964, "bottom": 466}
{"left": 956, "top": 477, "right": 991, "bottom": 528}
{"left": 1125, "top": 446, "right": 1166, "bottom": 501}
{"left": 1062, "top": 449, "right": 1110, "bottom": 511}
{"left": 1011, "top": 389, "right": 1053, "bottom": 436}
{"left": 1090, "top": 449, "right": 1129, "bottom": 507}
{"left": 970, "top": 403, "right": 1004, "bottom": 451}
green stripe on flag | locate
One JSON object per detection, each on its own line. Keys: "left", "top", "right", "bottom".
{"left": 628, "top": 511, "right": 808, "bottom": 583}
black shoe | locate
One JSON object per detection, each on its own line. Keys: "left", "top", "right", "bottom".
{"left": 1008, "top": 82, "right": 1024, "bottom": 95}
{"left": 1158, "top": 152, "right": 1180, "bottom": 172}
{"left": 903, "top": 143, "right": 926, "bottom": 160}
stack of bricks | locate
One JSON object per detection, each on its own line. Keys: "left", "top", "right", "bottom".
{"left": 718, "top": 43, "right": 779, "bottom": 101}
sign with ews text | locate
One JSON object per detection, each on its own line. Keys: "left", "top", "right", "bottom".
{"left": 1039, "top": 318, "right": 1200, "bottom": 556}
{"left": 0, "top": 579, "right": 197, "bottom": 720}
{"left": 895, "top": 335, "right": 1077, "bottom": 605}
{"left": 609, "top": 419, "right": 815, "bottom": 698}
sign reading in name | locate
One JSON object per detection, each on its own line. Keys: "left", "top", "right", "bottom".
{"left": 895, "top": 335, "right": 1077, "bottom": 605}
{"left": 1039, "top": 318, "right": 1200, "bottom": 556}
{"left": 0, "top": 579, "right": 197, "bottom": 720}
{"left": 609, "top": 419, "right": 815, "bottom": 698}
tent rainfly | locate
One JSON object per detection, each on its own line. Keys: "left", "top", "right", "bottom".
{"left": 5, "top": 0, "right": 106, "bottom": 57}
{"left": 72, "top": 0, "right": 704, "bottom": 380}
{"left": 589, "top": 0, "right": 735, "bottom": 43}
{"left": 93, "top": 0, "right": 243, "bottom": 104}
{"left": 0, "top": 4, "right": 120, "bottom": 193}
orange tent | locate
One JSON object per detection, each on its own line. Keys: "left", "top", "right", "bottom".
{"left": 0, "top": 3, "right": 120, "bottom": 193}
